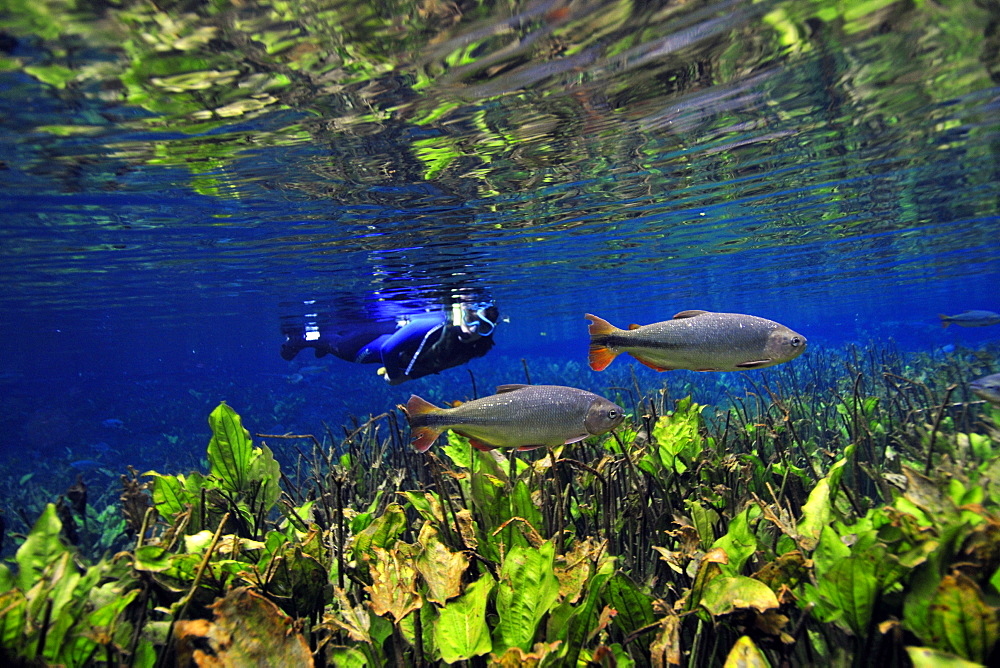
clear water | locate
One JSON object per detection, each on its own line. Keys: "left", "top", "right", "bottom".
{"left": 1, "top": 0, "right": 999, "bottom": 484}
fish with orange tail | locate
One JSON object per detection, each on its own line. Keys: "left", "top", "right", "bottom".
{"left": 403, "top": 384, "right": 624, "bottom": 453}
{"left": 585, "top": 311, "right": 807, "bottom": 372}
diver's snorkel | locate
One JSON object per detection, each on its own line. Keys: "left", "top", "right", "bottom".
{"left": 453, "top": 302, "right": 496, "bottom": 337}
{"left": 473, "top": 306, "right": 496, "bottom": 336}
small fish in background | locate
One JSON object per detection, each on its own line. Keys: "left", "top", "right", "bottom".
{"left": 404, "top": 384, "right": 624, "bottom": 452}
{"left": 585, "top": 310, "right": 807, "bottom": 372}
{"left": 971, "top": 373, "right": 1000, "bottom": 406}
{"left": 101, "top": 418, "right": 125, "bottom": 429}
{"left": 69, "top": 459, "right": 104, "bottom": 472}
{"left": 89, "top": 441, "right": 113, "bottom": 455}
{"left": 938, "top": 310, "right": 1000, "bottom": 329}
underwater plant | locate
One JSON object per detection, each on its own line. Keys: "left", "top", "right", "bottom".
{"left": 1, "top": 342, "right": 999, "bottom": 665}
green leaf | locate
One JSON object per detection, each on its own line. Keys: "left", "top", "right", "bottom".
{"left": 602, "top": 571, "right": 656, "bottom": 638}
{"left": 434, "top": 574, "right": 494, "bottom": 662}
{"left": 133, "top": 544, "right": 174, "bottom": 572}
{"left": 248, "top": 442, "right": 282, "bottom": 513}
{"left": 711, "top": 506, "right": 758, "bottom": 575}
{"left": 15, "top": 504, "right": 66, "bottom": 591}
{"left": 326, "top": 646, "right": 370, "bottom": 667}
{"left": 812, "top": 524, "right": 851, "bottom": 579}
{"left": 796, "top": 445, "right": 854, "bottom": 551}
{"left": 699, "top": 576, "right": 779, "bottom": 617}
{"left": 926, "top": 574, "right": 999, "bottom": 663}
{"left": 353, "top": 503, "right": 407, "bottom": 566}
{"left": 723, "top": 635, "right": 772, "bottom": 668}
{"left": 818, "top": 555, "right": 877, "bottom": 636}
{"left": 560, "top": 559, "right": 616, "bottom": 666}
{"left": 906, "top": 646, "right": 985, "bottom": 668}
{"left": 207, "top": 401, "right": 253, "bottom": 493}
{"left": 496, "top": 541, "right": 560, "bottom": 652}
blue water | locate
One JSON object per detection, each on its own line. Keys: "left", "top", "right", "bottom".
{"left": 2, "top": 0, "right": 999, "bottom": 503}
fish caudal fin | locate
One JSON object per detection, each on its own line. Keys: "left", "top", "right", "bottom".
{"left": 938, "top": 314, "right": 951, "bottom": 329}
{"left": 405, "top": 395, "right": 444, "bottom": 452}
{"left": 585, "top": 313, "right": 621, "bottom": 371}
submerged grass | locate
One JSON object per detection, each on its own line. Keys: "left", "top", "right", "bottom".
{"left": 1, "top": 342, "right": 1000, "bottom": 666}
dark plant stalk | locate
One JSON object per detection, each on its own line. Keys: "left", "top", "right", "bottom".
{"left": 924, "top": 384, "right": 957, "bottom": 476}
{"left": 156, "top": 512, "right": 231, "bottom": 668}
{"left": 521, "top": 358, "right": 532, "bottom": 384}
{"left": 36, "top": 597, "right": 54, "bottom": 660}
{"left": 467, "top": 368, "right": 478, "bottom": 399}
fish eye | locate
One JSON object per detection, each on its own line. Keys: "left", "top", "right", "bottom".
{"left": 790, "top": 336, "right": 801, "bottom": 347}
{"left": 608, "top": 409, "right": 619, "bottom": 420}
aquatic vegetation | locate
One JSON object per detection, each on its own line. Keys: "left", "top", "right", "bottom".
{"left": 1, "top": 342, "right": 1000, "bottom": 665}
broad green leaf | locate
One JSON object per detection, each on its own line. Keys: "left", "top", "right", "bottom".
{"left": 711, "top": 506, "right": 759, "bottom": 575}
{"left": 326, "top": 645, "right": 369, "bottom": 667}
{"left": 560, "top": 559, "right": 616, "bottom": 666}
{"left": 797, "top": 445, "right": 854, "bottom": 551}
{"left": 353, "top": 503, "right": 407, "bottom": 565}
{"left": 812, "top": 524, "right": 851, "bottom": 579}
{"left": 434, "top": 574, "right": 494, "bottom": 662}
{"left": 818, "top": 555, "right": 877, "bottom": 636}
{"left": 133, "top": 544, "right": 174, "bottom": 572}
{"left": 700, "top": 576, "right": 779, "bottom": 617}
{"left": 906, "top": 646, "right": 984, "bottom": 668}
{"left": 414, "top": 524, "right": 468, "bottom": 605}
{"left": 15, "top": 504, "right": 66, "bottom": 591}
{"left": 602, "top": 571, "right": 655, "bottom": 637}
{"left": 207, "top": 401, "right": 253, "bottom": 493}
{"left": 248, "top": 442, "right": 282, "bottom": 513}
{"left": 926, "top": 574, "right": 999, "bottom": 663}
{"left": 496, "top": 541, "right": 560, "bottom": 652}
{"left": 686, "top": 500, "right": 720, "bottom": 550}
{"left": 723, "top": 635, "right": 771, "bottom": 668}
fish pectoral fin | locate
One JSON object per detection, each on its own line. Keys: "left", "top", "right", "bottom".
{"left": 635, "top": 357, "right": 674, "bottom": 372}
{"left": 588, "top": 344, "right": 620, "bottom": 371}
{"left": 672, "top": 309, "right": 710, "bottom": 319}
{"left": 735, "top": 359, "right": 772, "bottom": 369}
{"left": 564, "top": 434, "right": 588, "bottom": 445}
{"left": 496, "top": 384, "right": 530, "bottom": 393}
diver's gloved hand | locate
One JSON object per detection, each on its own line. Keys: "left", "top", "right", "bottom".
{"left": 280, "top": 328, "right": 334, "bottom": 360}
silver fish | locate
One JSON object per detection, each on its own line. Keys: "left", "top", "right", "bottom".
{"left": 586, "top": 310, "right": 806, "bottom": 372}
{"left": 938, "top": 310, "right": 1000, "bottom": 328}
{"left": 971, "top": 373, "right": 1000, "bottom": 406}
{"left": 404, "top": 384, "right": 624, "bottom": 452}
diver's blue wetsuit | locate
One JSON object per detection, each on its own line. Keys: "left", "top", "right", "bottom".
{"left": 281, "top": 304, "right": 498, "bottom": 385}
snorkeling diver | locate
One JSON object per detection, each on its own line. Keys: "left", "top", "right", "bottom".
{"left": 281, "top": 300, "right": 499, "bottom": 385}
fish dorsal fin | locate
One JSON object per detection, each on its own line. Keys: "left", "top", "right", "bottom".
{"left": 673, "top": 309, "right": 709, "bottom": 319}
{"left": 628, "top": 323, "right": 642, "bottom": 330}
{"left": 496, "top": 384, "right": 530, "bottom": 393}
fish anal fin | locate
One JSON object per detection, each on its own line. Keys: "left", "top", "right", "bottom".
{"left": 735, "top": 360, "right": 772, "bottom": 369}
{"left": 496, "top": 384, "right": 530, "bottom": 393}
{"left": 588, "top": 345, "right": 619, "bottom": 372}
{"left": 628, "top": 323, "right": 641, "bottom": 330}
{"left": 636, "top": 357, "right": 674, "bottom": 372}
{"left": 673, "top": 309, "right": 709, "bottom": 319}
{"left": 517, "top": 445, "right": 544, "bottom": 451}
{"left": 410, "top": 426, "right": 441, "bottom": 453}
{"left": 468, "top": 439, "right": 496, "bottom": 452}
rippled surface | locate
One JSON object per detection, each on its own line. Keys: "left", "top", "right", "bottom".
{"left": 1, "top": 0, "right": 999, "bottom": 370}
